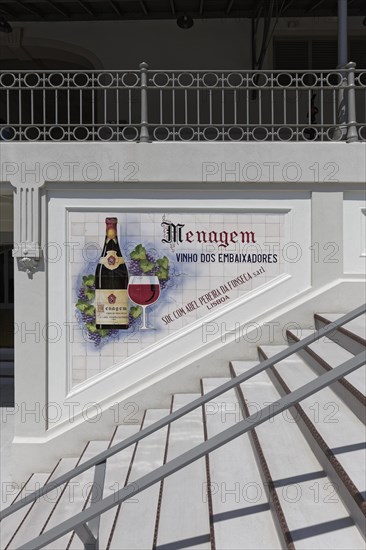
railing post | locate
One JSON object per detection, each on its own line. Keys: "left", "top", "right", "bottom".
{"left": 346, "top": 61, "right": 358, "bottom": 143}
{"left": 139, "top": 62, "right": 150, "bottom": 142}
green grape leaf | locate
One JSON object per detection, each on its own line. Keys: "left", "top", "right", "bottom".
{"left": 157, "top": 267, "right": 169, "bottom": 280}
{"left": 130, "top": 305, "right": 142, "bottom": 319}
{"left": 130, "top": 244, "right": 147, "bottom": 261}
{"left": 157, "top": 256, "right": 169, "bottom": 269}
{"left": 82, "top": 275, "right": 95, "bottom": 288}
{"left": 76, "top": 300, "right": 88, "bottom": 312}
{"left": 98, "top": 329, "right": 110, "bottom": 337}
{"left": 86, "top": 323, "right": 97, "bottom": 333}
{"left": 84, "top": 305, "right": 95, "bottom": 316}
{"left": 140, "top": 259, "right": 154, "bottom": 273}
{"left": 85, "top": 290, "right": 95, "bottom": 301}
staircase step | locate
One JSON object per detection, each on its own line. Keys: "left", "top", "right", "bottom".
{"left": 108, "top": 410, "right": 170, "bottom": 550}
{"left": 155, "top": 394, "right": 211, "bottom": 550}
{"left": 202, "top": 377, "right": 281, "bottom": 550}
{"left": 287, "top": 329, "right": 366, "bottom": 422}
{"left": 231, "top": 361, "right": 365, "bottom": 549}
{"left": 41, "top": 440, "right": 110, "bottom": 549}
{"left": 315, "top": 313, "right": 366, "bottom": 354}
{"left": 0, "top": 473, "right": 50, "bottom": 549}
{"left": 259, "top": 345, "right": 366, "bottom": 537}
{"left": 6, "top": 458, "right": 79, "bottom": 549}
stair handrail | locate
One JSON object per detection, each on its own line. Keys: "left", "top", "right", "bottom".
{"left": 16, "top": 351, "right": 366, "bottom": 549}
{"left": 1, "top": 304, "right": 365, "bottom": 525}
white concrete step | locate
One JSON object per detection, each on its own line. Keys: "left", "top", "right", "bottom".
{"left": 202, "top": 377, "right": 281, "bottom": 550}
{"left": 0, "top": 473, "right": 50, "bottom": 549}
{"left": 155, "top": 394, "right": 211, "bottom": 550}
{"left": 288, "top": 328, "right": 366, "bottom": 400}
{"left": 315, "top": 313, "right": 366, "bottom": 352}
{"left": 76, "top": 423, "right": 141, "bottom": 550}
{"left": 42, "top": 440, "right": 110, "bottom": 549}
{"left": 231, "top": 361, "right": 365, "bottom": 550}
{"left": 259, "top": 345, "right": 366, "bottom": 537}
{"left": 108, "top": 409, "right": 170, "bottom": 550}
{"left": 6, "top": 458, "right": 79, "bottom": 549}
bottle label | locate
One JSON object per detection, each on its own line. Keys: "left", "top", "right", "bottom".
{"left": 95, "top": 289, "right": 129, "bottom": 325}
{"left": 99, "top": 250, "right": 125, "bottom": 270}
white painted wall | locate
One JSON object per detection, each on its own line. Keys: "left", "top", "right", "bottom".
{"left": 0, "top": 140, "right": 365, "bottom": 481}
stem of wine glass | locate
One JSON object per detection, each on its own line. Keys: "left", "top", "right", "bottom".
{"left": 141, "top": 306, "right": 147, "bottom": 330}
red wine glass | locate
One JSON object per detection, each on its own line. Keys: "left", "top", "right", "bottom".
{"left": 128, "top": 275, "right": 161, "bottom": 330}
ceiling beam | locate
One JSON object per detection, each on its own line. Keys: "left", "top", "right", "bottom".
{"left": 75, "top": 0, "right": 96, "bottom": 16}
{"left": 9, "top": 0, "right": 44, "bottom": 18}
{"left": 43, "top": 0, "right": 69, "bottom": 17}
{"left": 108, "top": 0, "right": 122, "bottom": 15}
{"left": 281, "top": 0, "right": 296, "bottom": 15}
{"left": 305, "top": 0, "right": 327, "bottom": 13}
{"left": 138, "top": 0, "right": 148, "bottom": 15}
{"left": 0, "top": 5, "right": 18, "bottom": 18}
{"left": 226, "top": 0, "right": 234, "bottom": 15}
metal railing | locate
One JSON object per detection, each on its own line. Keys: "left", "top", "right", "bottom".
{"left": 0, "top": 62, "right": 365, "bottom": 142}
{"left": 1, "top": 304, "right": 365, "bottom": 550}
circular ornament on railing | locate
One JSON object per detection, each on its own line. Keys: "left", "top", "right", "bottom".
{"left": 178, "top": 126, "right": 195, "bottom": 141}
{"left": 49, "top": 125, "right": 66, "bottom": 141}
{"left": 358, "top": 126, "right": 366, "bottom": 141}
{"left": 202, "top": 126, "right": 220, "bottom": 141}
{"left": 97, "top": 126, "right": 114, "bottom": 141}
{"left": 73, "top": 126, "right": 90, "bottom": 141}
{"left": 177, "top": 73, "right": 195, "bottom": 87}
{"left": 300, "top": 72, "right": 319, "bottom": 87}
{"left": 151, "top": 72, "right": 170, "bottom": 87}
{"left": 276, "top": 73, "right": 294, "bottom": 87}
{"left": 356, "top": 72, "right": 366, "bottom": 87}
{"left": 24, "top": 126, "right": 42, "bottom": 141}
{"left": 0, "top": 73, "right": 16, "bottom": 87}
{"left": 48, "top": 73, "right": 65, "bottom": 87}
{"left": 202, "top": 73, "right": 220, "bottom": 87}
{"left": 0, "top": 125, "right": 16, "bottom": 140}
{"left": 252, "top": 126, "right": 269, "bottom": 141}
{"left": 302, "top": 127, "right": 319, "bottom": 141}
{"left": 96, "top": 73, "right": 115, "bottom": 87}
{"left": 121, "top": 72, "right": 140, "bottom": 87}
{"left": 24, "top": 73, "right": 41, "bottom": 88}
{"left": 251, "top": 73, "right": 269, "bottom": 87}
{"left": 227, "top": 126, "right": 245, "bottom": 141}
{"left": 153, "top": 126, "right": 170, "bottom": 141}
{"left": 325, "top": 72, "right": 343, "bottom": 87}
{"left": 226, "top": 73, "right": 244, "bottom": 88}
{"left": 72, "top": 73, "right": 90, "bottom": 87}
{"left": 277, "top": 126, "right": 294, "bottom": 141}
{"left": 325, "top": 127, "right": 344, "bottom": 141}
{"left": 121, "top": 126, "right": 139, "bottom": 141}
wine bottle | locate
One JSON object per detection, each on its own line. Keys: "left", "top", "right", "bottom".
{"left": 95, "top": 217, "right": 129, "bottom": 329}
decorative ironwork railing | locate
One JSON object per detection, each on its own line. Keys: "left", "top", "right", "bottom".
{"left": 0, "top": 62, "right": 364, "bottom": 142}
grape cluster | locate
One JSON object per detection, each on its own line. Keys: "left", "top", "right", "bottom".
{"left": 81, "top": 312, "right": 95, "bottom": 324}
{"left": 88, "top": 332, "right": 101, "bottom": 347}
{"left": 78, "top": 287, "right": 87, "bottom": 301}
{"left": 128, "top": 259, "right": 142, "bottom": 275}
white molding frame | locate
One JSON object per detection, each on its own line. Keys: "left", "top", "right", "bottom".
{"left": 46, "top": 191, "right": 311, "bottom": 431}
{"left": 343, "top": 192, "right": 366, "bottom": 274}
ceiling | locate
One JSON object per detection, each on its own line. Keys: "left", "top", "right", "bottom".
{"left": 0, "top": 0, "right": 365, "bottom": 22}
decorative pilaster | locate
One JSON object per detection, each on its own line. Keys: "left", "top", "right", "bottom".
{"left": 11, "top": 179, "right": 44, "bottom": 276}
